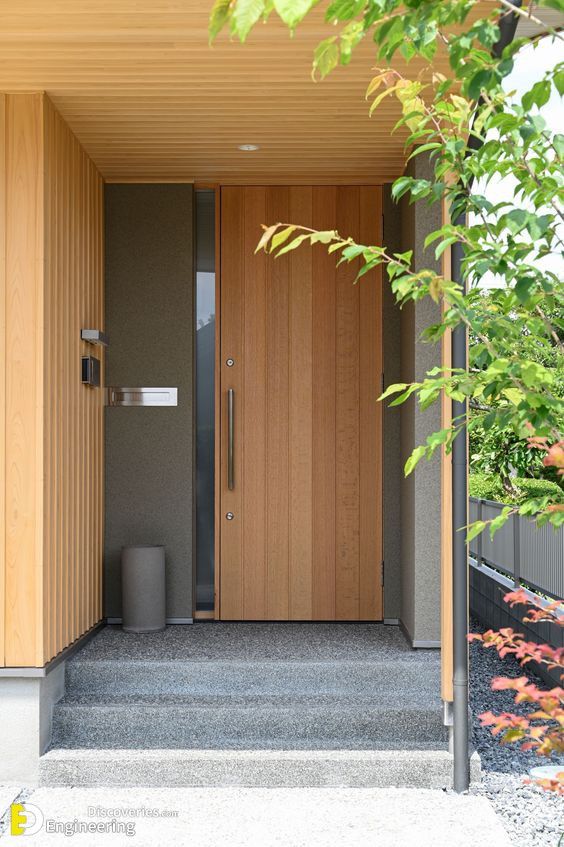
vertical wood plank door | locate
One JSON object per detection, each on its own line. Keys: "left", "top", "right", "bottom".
{"left": 219, "top": 186, "right": 382, "bottom": 621}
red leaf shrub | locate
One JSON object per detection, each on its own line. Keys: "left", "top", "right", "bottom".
{"left": 469, "top": 591, "right": 564, "bottom": 795}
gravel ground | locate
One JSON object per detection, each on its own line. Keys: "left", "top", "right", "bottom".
{"left": 469, "top": 616, "right": 563, "bottom": 847}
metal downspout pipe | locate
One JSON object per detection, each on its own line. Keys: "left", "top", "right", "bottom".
{"left": 451, "top": 0, "right": 522, "bottom": 793}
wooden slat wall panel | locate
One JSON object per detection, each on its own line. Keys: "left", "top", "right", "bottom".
{"left": 1, "top": 93, "right": 103, "bottom": 667}
{"left": 94, "top": 165, "right": 103, "bottom": 626}
{"left": 4, "top": 93, "right": 44, "bottom": 666}
{"left": 220, "top": 185, "right": 382, "bottom": 620}
{"left": 0, "top": 94, "right": 5, "bottom": 666}
{"left": 43, "top": 95, "right": 54, "bottom": 660}
{"left": 42, "top": 96, "right": 104, "bottom": 664}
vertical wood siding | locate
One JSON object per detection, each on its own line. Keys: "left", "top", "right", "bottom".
{"left": 0, "top": 94, "right": 6, "bottom": 667}
{"left": 1, "top": 93, "right": 104, "bottom": 667}
{"left": 42, "top": 97, "right": 104, "bottom": 665}
{"left": 4, "top": 93, "right": 45, "bottom": 666}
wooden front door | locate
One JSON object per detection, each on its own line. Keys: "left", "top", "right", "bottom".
{"left": 218, "top": 186, "right": 382, "bottom": 620}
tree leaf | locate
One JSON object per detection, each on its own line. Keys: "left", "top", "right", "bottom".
{"left": 369, "top": 84, "right": 398, "bottom": 115}
{"left": 255, "top": 224, "right": 278, "bottom": 254}
{"left": 391, "top": 176, "right": 413, "bottom": 201}
{"left": 490, "top": 507, "right": 512, "bottom": 539}
{"left": 404, "top": 445, "right": 426, "bottom": 476}
{"left": 514, "top": 277, "right": 535, "bottom": 304}
{"left": 537, "top": 0, "right": 564, "bottom": 13}
{"left": 328, "top": 240, "right": 349, "bottom": 253}
{"left": 467, "top": 69, "right": 495, "bottom": 100}
{"left": 313, "top": 37, "right": 339, "bottom": 79}
{"left": 273, "top": 0, "right": 314, "bottom": 31}
{"left": 407, "top": 142, "right": 441, "bottom": 162}
{"left": 209, "top": 0, "right": 232, "bottom": 42}
{"left": 466, "top": 521, "right": 487, "bottom": 543}
{"left": 326, "top": 0, "right": 365, "bottom": 22}
{"left": 233, "top": 0, "right": 265, "bottom": 41}
{"left": 502, "top": 388, "right": 523, "bottom": 406}
{"left": 379, "top": 382, "right": 408, "bottom": 401}
{"left": 435, "top": 236, "right": 458, "bottom": 260}
{"left": 341, "top": 243, "right": 365, "bottom": 260}
{"left": 275, "top": 233, "right": 310, "bottom": 256}
{"left": 366, "top": 73, "right": 386, "bottom": 98}
{"left": 522, "top": 80, "right": 551, "bottom": 111}
{"left": 339, "top": 20, "right": 364, "bottom": 64}
{"left": 270, "top": 225, "right": 297, "bottom": 251}
{"left": 310, "top": 230, "right": 337, "bottom": 244}
{"left": 426, "top": 428, "right": 450, "bottom": 450}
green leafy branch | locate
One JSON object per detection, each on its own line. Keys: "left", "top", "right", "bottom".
{"left": 210, "top": 0, "right": 564, "bottom": 534}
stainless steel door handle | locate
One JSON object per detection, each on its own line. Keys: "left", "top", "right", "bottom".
{"left": 228, "top": 388, "right": 234, "bottom": 490}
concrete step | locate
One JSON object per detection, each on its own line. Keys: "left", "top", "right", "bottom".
{"left": 51, "top": 695, "right": 447, "bottom": 750}
{"left": 40, "top": 748, "right": 480, "bottom": 789}
{"left": 64, "top": 658, "right": 441, "bottom": 698}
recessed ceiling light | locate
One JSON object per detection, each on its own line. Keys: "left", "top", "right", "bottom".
{"left": 238, "top": 144, "right": 260, "bottom": 151}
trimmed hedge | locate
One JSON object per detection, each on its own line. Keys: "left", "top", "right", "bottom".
{"left": 469, "top": 473, "right": 564, "bottom": 505}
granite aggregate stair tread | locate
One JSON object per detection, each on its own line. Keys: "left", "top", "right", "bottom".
{"left": 52, "top": 703, "right": 447, "bottom": 749}
{"left": 43, "top": 623, "right": 456, "bottom": 788}
{"left": 71, "top": 623, "right": 424, "bottom": 662}
{"left": 39, "top": 748, "right": 481, "bottom": 789}
{"left": 65, "top": 658, "right": 440, "bottom": 697}
{"left": 56, "top": 692, "right": 442, "bottom": 707}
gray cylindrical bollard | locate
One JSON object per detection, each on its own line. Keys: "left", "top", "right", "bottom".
{"left": 121, "top": 545, "right": 166, "bottom": 633}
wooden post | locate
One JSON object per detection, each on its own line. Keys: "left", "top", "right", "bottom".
{"left": 476, "top": 499, "right": 483, "bottom": 567}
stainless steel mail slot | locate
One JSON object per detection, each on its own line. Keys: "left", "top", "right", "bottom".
{"left": 107, "top": 387, "right": 178, "bottom": 407}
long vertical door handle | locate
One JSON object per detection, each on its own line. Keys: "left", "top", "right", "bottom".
{"left": 228, "top": 388, "right": 235, "bottom": 490}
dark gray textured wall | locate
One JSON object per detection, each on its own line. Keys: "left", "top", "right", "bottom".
{"left": 104, "top": 184, "right": 194, "bottom": 620}
{"left": 382, "top": 187, "right": 403, "bottom": 620}
{"left": 400, "top": 298, "right": 416, "bottom": 635}
{"left": 399, "top": 155, "right": 443, "bottom": 645}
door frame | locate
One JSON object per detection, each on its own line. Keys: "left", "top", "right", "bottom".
{"left": 213, "top": 184, "right": 222, "bottom": 620}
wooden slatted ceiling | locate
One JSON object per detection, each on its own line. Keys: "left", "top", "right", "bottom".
{"left": 0, "top": 0, "right": 459, "bottom": 183}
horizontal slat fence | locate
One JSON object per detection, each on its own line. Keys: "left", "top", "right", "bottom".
{"left": 469, "top": 497, "right": 563, "bottom": 602}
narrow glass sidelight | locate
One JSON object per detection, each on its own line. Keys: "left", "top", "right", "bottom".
{"left": 195, "top": 189, "right": 216, "bottom": 611}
